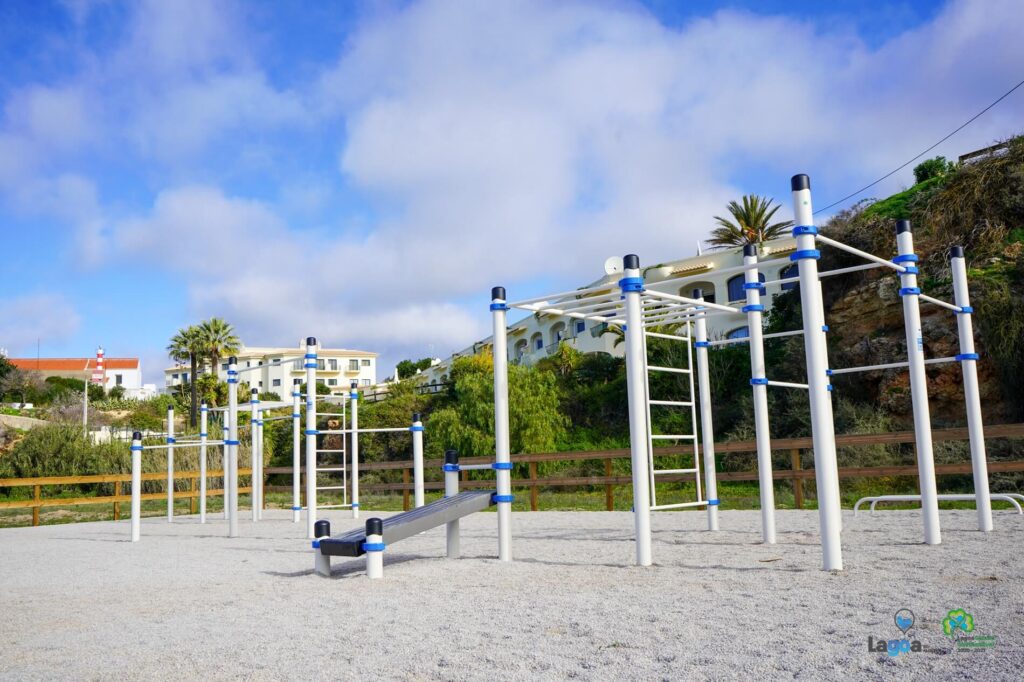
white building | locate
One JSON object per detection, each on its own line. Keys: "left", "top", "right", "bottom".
{"left": 421, "top": 238, "right": 798, "bottom": 384}
{"left": 6, "top": 356, "right": 157, "bottom": 400}
{"left": 164, "top": 341, "right": 377, "bottom": 395}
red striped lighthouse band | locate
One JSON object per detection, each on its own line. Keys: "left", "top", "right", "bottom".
{"left": 91, "top": 347, "right": 105, "bottom": 384}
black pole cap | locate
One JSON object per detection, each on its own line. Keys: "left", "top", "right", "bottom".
{"left": 350, "top": 380, "right": 358, "bottom": 389}
{"left": 314, "top": 519, "right": 330, "bottom": 538}
{"left": 896, "top": 219, "right": 912, "bottom": 234}
{"left": 412, "top": 412, "right": 421, "bottom": 422}
{"left": 228, "top": 356, "right": 237, "bottom": 364}
{"left": 365, "top": 517, "right": 383, "bottom": 536}
{"left": 306, "top": 336, "right": 317, "bottom": 346}
{"left": 132, "top": 431, "right": 142, "bottom": 441}
{"left": 491, "top": 286, "right": 506, "bottom": 300}
{"left": 168, "top": 404, "right": 174, "bottom": 411}
{"left": 445, "top": 449, "right": 459, "bottom": 465}
{"left": 692, "top": 288, "right": 703, "bottom": 299}
{"left": 743, "top": 244, "right": 757, "bottom": 257}
{"left": 251, "top": 387, "right": 259, "bottom": 394}
{"left": 623, "top": 254, "right": 640, "bottom": 269}
{"left": 950, "top": 245, "right": 964, "bottom": 259}
{"left": 791, "top": 174, "right": 810, "bottom": 191}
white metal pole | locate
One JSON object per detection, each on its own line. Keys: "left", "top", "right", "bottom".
{"left": 444, "top": 450, "right": 460, "bottom": 558}
{"left": 692, "top": 289, "right": 719, "bottom": 531}
{"left": 256, "top": 407, "right": 264, "bottom": 521}
{"left": 896, "top": 220, "right": 941, "bottom": 545}
{"left": 130, "top": 431, "right": 142, "bottom": 542}
{"left": 305, "top": 338, "right": 318, "bottom": 539}
{"left": 349, "top": 381, "right": 360, "bottom": 520}
{"left": 743, "top": 245, "right": 777, "bottom": 544}
{"left": 950, "top": 245, "right": 992, "bottom": 532}
{"left": 166, "top": 405, "right": 175, "bottom": 522}
{"left": 82, "top": 372, "right": 88, "bottom": 431}
{"left": 365, "top": 518, "right": 384, "bottom": 580}
{"left": 790, "top": 175, "right": 843, "bottom": 571}
{"left": 491, "top": 286, "right": 513, "bottom": 562}
{"left": 199, "top": 402, "right": 208, "bottom": 524}
{"left": 411, "top": 412, "right": 425, "bottom": 508}
{"left": 227, "top": 357, "right": 239, "bottom": 538}
{"left": 620, "top": 256, "right": 653, "bottom": 566}
{"left": 292, "top": 389, "right": 301, "bottom": 523}
{"left": 250, "top": 389, "right": 259, "bottom": 522}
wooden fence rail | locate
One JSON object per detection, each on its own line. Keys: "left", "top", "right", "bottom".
{"left": 2, "top": 424, "right": 1023, "bottom": 525}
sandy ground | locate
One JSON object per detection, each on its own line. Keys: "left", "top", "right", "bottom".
{"left": 0, "top": 508, "right": 1021, "bottom": 681}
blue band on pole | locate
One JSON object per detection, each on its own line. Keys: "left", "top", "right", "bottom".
{"left": 492, "top": 462, "right": 513, "bottom": 470}
{"left": 826, "top": 369, "right": 833, "bottom": 376}
{"left": 791, "top": 224, "right": 817, "bottom": 236}
{"left": 292, "top": 506, "right": 302, "bottom": 511}
{"left": 956, "top": 353, "right": 979, "bottom": 361}
{"left": 351, "top": 503, "right": 360, "bottom": 508}
{"left": 822, "top": 325, "right": 829, "bottom": 332}
{"left": 893, "top": 254, "right": 918, "bottom": 264}
{"left": 201, "top": 407, "right": 208, "bottom": 412}
{"left": 225, "top": 439, "right": 240, "bottom": 445}
{"left": 292, "top": 413, "right": 301, "bottom": 418}
{"left": 707, "top": 499, "right": 720, "bottom": 506}
{"left": 409, "top": 425, "right": 424, "bottom": 432}
{"left": 305, "top": 429, "right": 319, "bottom": 435}
{"left": 228, "top": 378, "right": 238, "bottom": 384}
{"left": 749, "top": 377, "right": 768, "bottom": 386}
{"left": 489, "top": 302, "right": 509, "bottom": 311}
{"left": 742, "top": 282, "right": 763, "bottom": 290}
{"left": 957, "top": 306, "right": 973, "bottom": 314}
{"left": 304, "top": 362, "right": 317, "bottom": 369}
{"left": 199, "top": 433, "right": 208, "bottom": 437}
{"left": 790, "top": 249, "right": 821, "bottom": 261}
{"left": 694, "top": 341, "right": 710, "bottom": 348}
{"left": 742, "top": 304, "right": 765, "bottom": 313}
{"left": 492, "top": 494, "right": 514, "bottom": 503}
{"left": 902, "top": 266, "right": 920, "bottom": 275}
{"left": 130, "top": 445, "right": 143, "bottom": 451}
{"left": 362, "top": 542, "right": 385, "bottom": 552}
{"left": 350, "top": 392, "right": 358, "bottom": 399}
{"left": 826, "top": 384, "right": 833, "bottom": 392}
{"left": 166, "top": 437, "right": 176, "bottom": 444}
{"left": 899, "top": 287, "right": 921, "bottom": 296}
{"left": 312, "top": 540, "right": 320, "bottom": 549}
{"left": 618, "top": 276, "right": 644, "bottom": 293}
{"left": 442, "top": 464, "right": 460, "bottom": 472}
{"left": 304, "top": 353, "right": 317, "bottom": 359}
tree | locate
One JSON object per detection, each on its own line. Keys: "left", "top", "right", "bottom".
{"left": 913, "top": 156, "right": 955, "bottom": 184}
{"left": 0, "top": 368, "right": 45, "bottom": 406}
{"left": 707, "top": 195, "right": 792, "bottom": 249}
{"left": 168, "top": 325, "right": 205, "bottom": 428}
{"left": 395, "top": 357, "right": 434, "bottom": 379}
{"left": 197, "top": 317, "right": 241, "bottom": 379}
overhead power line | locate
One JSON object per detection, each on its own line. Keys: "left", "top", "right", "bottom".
{"left": 814, "top": 76, "right": 1024, "bottom": 215}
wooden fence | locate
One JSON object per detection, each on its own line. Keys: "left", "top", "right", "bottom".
{"left": 2, "top": 424, "right": 1023, "bottom": 525}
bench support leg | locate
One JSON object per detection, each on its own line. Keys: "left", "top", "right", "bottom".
{"left": 314, "top": 544, "right": 332, "bottom": 577}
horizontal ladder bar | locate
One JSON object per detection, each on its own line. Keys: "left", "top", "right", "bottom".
{"left": 650, "top": 435, "right": 696, "bottom": 440}
{"left": 650, "top": 500, "right": 708, "bottom": 511}
{"left": 645, "top": 331, "right": 691, "bottom": 342}
{"left": 648, "top": 400, "right": 693, "bottom": 407}
{"left": 652, "top": 468, "right": 698, "bottom": 475}
{"left": 830, "top": 356, "right": 958, "bottom": 375}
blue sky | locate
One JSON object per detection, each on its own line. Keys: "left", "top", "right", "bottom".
{"left": 1, "top": 0, "right": 1022, "bottom": 383}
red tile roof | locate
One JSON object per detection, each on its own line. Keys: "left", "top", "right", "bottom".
{"left": 7, "top": 358, "right": 140, "bottom": 372}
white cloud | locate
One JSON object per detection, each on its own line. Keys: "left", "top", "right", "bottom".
{"left": 0, "top": 294, "right": 82, "bottom": 354}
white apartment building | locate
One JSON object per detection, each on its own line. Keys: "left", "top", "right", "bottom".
{"left": 421, "top": 238, "right": 799, "bottom": 384}
{"left": 164, "top": 341, "right": 377, "bottom": 395}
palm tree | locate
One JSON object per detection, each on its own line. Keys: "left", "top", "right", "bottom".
{"left": 198, "top": 317, "right": 241, "bottom": 380}
{"left": 707, "top": 195, "right": 792, "bottom": 249}
{"left": 167, "top": 326, "right": 204, "bottom": 427}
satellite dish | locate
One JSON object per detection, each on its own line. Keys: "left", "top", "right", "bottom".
{"left": 603, "top": 256, "right": 624, "bottom": 275}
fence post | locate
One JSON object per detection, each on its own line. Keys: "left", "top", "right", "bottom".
{"left": 605, "top": 459, "right": 614, "bottom": 511}
{"left": 529, "top": 462, "right": 538, "bottom": 511}
{"left": 791, "top": 449, "right": 804, "bottom": 509}
{"left": 190, "top": 475, "right": 197, "bottom": 515}
{"left": 33, "top": 484, "right": 41, "bottom": 526}
{"left": 113, "top": 480, "right": 121, "bottom": 520}
{"left": 402, "top": 468, "right": 410, "bottom": 511}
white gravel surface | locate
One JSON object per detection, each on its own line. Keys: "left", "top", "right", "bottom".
{"left": 1, "top": 509, "right": 1021, "bottom": 680}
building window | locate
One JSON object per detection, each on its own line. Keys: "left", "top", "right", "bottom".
{"left": 349, "top": 359, "right": 359, "bottom": 371}
{"left": 575, "top": 321, "right": 586, "bottom": 334}
{"left": 115, "top": 374, "right": 123, "bottom": 386}
{"left": 726, "top": 326, "right": 750, "bottom": 339}
{"left": 780, "top": 264, "right": 799, "bottom": 291}
{"left": 328, "top": 359, "right": 338, "bottom": 371}
{"left": 535, "top": 338, "right": 543, "bottom": 350}
{"left": 293, "top": 378, "right": 301, "bottom": 385}
{"left": 727, "top": 273, "right": 766, "bottom": 302}
{"left": 316, "top": 378, "right": 326, "bottom": 385}
{"left": 246, "top": 361, "right": 251, "bottom": 367}
{"left": 221, "top": 362, "right": 228, "bottom": 370}
{"left": 272, "top": 379, "right": 281, "bottom": 387}
{"left": 258, "top": 381, "right": 263, "bottom": 387}
{"left": 172, "top": 373, "right": 179, "bottom": 380}
{"left": 361, "top": 359, "right": 370, "bottom": 366}
{"left": 362, "top": 379, "right": 371, "bottom": 386}
{"left": 317, "top": 359, "right": 325, "bottom": 370}
{"left": 183, "top": 373, "right": 189, "bottom": 382}
{"left": 328, "top": 379, "right": 338, "bottom": 386}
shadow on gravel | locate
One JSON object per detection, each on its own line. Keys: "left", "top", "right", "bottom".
{"left": 264, "top": 553, "right": 427, "bottom": 580}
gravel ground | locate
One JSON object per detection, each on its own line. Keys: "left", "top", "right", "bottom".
{"left": 0, "top": 508, "right": 1021, "bottom": 681}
